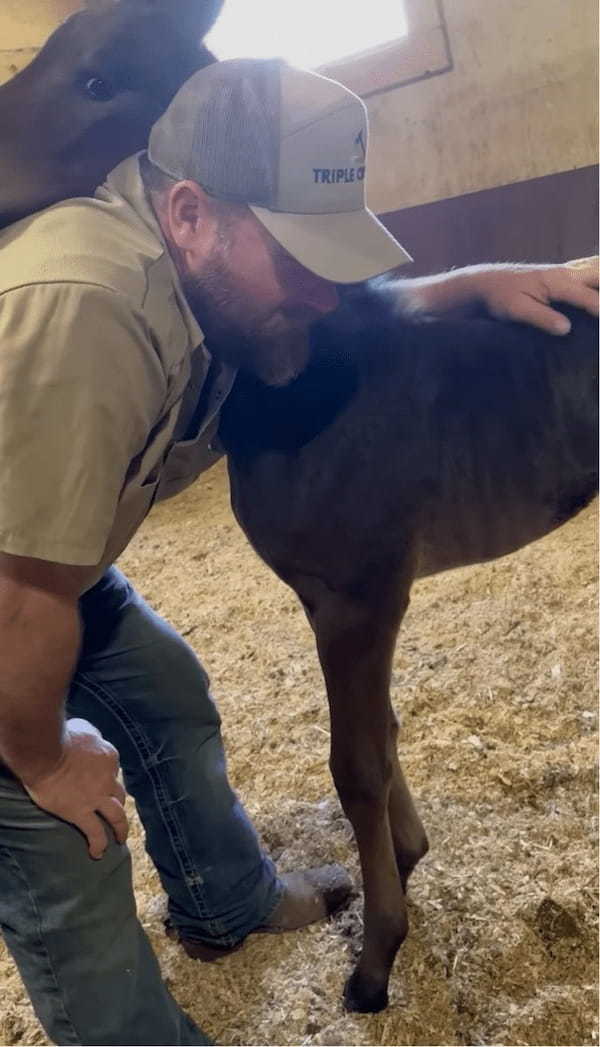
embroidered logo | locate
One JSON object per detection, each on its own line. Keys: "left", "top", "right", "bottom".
{"left": 353, "top": 130, "right": 366, "bottom": 162}
{"left": 312, "top": 129, "right": 366, "bottom": 185}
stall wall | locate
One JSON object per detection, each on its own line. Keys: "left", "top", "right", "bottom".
{"left": 363, "top": 0, "right": 598, "bottom": 269}
{"left": 0, "top": 1, "right": 80, "bottom": 81}
{"left": 366, "top": 0, "right": 597, "bottom": 212}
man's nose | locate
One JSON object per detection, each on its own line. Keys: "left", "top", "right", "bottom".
{"left": 296, "top": 269, "right": 340, "bottom": 314}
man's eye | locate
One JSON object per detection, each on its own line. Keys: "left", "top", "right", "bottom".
{"left": 83, "top": 77, "right": 115, "bottom": 102}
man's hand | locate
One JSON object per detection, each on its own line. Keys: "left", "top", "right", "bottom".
{"left": 473, "top": 258, "right": 599, "bottom": 335}
{"left": 24, "top": 718, "right": 129, "bottom": 860}
{"left": 0, "top": 551, "right": 127, "bottom": 860}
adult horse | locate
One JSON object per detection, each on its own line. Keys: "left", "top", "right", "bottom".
{"left": 0, "top": 0, "right": 222, "bottom": 228}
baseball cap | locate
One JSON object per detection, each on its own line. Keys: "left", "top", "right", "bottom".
{"left": 148, "top": 57, "right": 412, "bottom": 283}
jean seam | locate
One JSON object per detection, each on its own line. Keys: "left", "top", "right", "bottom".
{"left": 74, "top": 671, "right": 234, "bottom": 945}
{"left": 0, "top": 844, "right": 81, "bottom": 1046}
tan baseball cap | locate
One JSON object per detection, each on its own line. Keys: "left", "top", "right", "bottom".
{"left": 148, "top": 57, "right": 412, "bottom": 283}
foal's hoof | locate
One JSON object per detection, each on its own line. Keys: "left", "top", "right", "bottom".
{"left": 343, "top": 971, "right": 389, "bottom": 1013}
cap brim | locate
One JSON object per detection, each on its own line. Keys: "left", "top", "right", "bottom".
{"left": 249, "top": 205, "right": 413, "bottom": 284}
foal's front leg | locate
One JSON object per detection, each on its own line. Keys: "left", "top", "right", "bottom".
{"left": 312, "top": 587, "right": 411, "bottom": 1013}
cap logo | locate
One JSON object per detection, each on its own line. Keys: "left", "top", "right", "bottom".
{"left": 312, "top": 128, "right": 366, "bottom": 186}
{"left": 353, "top": 130, "right": 366, "bottom": 162}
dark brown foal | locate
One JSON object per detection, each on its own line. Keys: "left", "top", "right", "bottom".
{"left": 219, "top": 291, "right": 598, "bottom": 1011}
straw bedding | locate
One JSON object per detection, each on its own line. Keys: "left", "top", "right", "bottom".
{"left": 1, "top": 460, "right": 597, "bottom": 1047}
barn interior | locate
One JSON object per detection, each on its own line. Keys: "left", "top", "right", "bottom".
{"left": 0, "top": 1, "right": 598, "bottom": 1045}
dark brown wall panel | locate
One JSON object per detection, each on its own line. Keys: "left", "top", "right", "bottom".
{"left": 380, "top": 165, "right": 598, "bottom": 276}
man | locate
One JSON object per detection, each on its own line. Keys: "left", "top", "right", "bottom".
{"left": 0, "top": 57, "right": 597, "bottom": 1047}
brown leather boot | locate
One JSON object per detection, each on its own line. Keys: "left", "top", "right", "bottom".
{"left": 169, "top": 864, "right": 353, "bottom": 962}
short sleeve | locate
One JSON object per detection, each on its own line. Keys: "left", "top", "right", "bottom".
{"left": 0, "top": 282, "right": 166, "bottom": 565}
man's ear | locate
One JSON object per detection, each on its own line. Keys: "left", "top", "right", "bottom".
{"left": 166, "top": 180, "right": 213, "bottom": 253}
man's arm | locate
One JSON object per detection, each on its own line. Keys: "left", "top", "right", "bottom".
{"left": 389, "top": 258, "right": 599, "bottom": 334}
{"left": 0, "top": 552, "right": 128, "bottom": 858}
{"left": 0, "top": 283, "right": 164, "bottom": 857}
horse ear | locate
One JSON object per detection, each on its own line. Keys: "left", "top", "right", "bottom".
{"left": 184, "top": 0, "right": 225, "bottom": 37}
{"left": 116, "top": 0, "right": 224, "bottom": 38}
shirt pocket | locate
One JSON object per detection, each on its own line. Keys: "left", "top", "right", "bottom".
{"left": 101, "top": 472, "right": 160, "bottom": 568}
{"left": 156, "top": 415, "right": 223, "bottom": 503}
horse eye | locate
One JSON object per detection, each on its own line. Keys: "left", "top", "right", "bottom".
{"left": 84, "top": 76, "right": 115, "bottom": 102}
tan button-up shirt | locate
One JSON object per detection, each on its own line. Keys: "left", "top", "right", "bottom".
{"left": 0, "top": 154, "right": 235, "bottom": 588}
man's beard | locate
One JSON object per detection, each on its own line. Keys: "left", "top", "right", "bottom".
{"left": 181, "top": 260, "right": 315, "bottom": 387}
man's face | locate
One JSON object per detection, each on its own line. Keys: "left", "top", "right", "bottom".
{"left": 180, "top": 206, "right": 340, "bottom": 386}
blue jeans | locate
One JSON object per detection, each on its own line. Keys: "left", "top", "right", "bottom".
{"left": 0, "top": 567, "right": 280, "bottom": 1045}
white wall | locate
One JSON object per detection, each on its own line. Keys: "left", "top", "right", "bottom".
{"left": 0, "top": 1, "right": 79, "bottom": 82}
{"left": 365, "top": 0, "right": 598, "bottom": 214}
